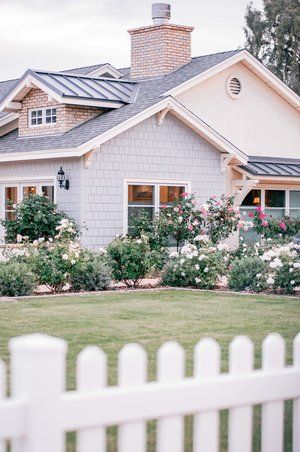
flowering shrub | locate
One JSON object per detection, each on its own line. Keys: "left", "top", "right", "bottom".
{"left": 70, "top": 250, "right": 111, "bottom": 292}
{"left": 228, "top": 256, "right": 268, "bottom": 293}
{"left": 0, "top": 261, "right": 36, "bottom": 296}
{"left": 1, "top": 194, "right": 78, "bottom": 243}
{"left": 251, "top": 207, "right": 300, "bottom": 240}
{"left": 107, "top": 236, "right": 152, "bottom": 288}
{"left": 162, "top": 243, "right": 227, "bottom": 289}
{"left": 261, "top": 242, "right": 300, "bottom": 294}
{"left": 198, "top": 195, "right": 248, "bottom": 243}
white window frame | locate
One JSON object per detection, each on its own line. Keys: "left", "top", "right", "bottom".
{"left": 123, "top": 178, "right": 191, "bottom": 234}
{"left": 241, "top": 187, "right": 300, "bottom": 217}
{"left": 29, "top": 107, "right": 57, "bottom": 127}
{"left": 1, "top": 177, "right": 56, "bottom": 223}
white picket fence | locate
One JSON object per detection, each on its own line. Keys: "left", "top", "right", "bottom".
{"left": 0, "top": 333, "right": 299, "bottom": 452}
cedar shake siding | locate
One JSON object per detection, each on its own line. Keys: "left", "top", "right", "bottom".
{"left": 18, "top": 89, "right": 100, "bottom": 137}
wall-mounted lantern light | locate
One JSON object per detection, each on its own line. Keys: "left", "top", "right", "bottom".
{"left": 57, "top": 167, "right": 70, "bottom": 190}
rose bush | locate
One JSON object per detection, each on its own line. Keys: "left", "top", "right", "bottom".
{"left": 251, "top": 207, "right": 300, "bottom": 240}
{"left": 1, "top": 194, "right": 78, "bottom": 243}
{"left": 162, "top": 243, "right": 228, "bottom": 289}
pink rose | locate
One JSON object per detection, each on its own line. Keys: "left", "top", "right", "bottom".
{"left": 259, "top": 213, "right": 266, "bottom": 220}
{"left": 279, "top": 222, "right": 286, "bottom": 230}
{"left": 181, "top": 192, "right": 189, "bottom": 198}
{"left": 255, "top": 206, "right": 262, "bottom": 212}
{"left": 262, "top": 220, "right": 269, "bottom": 227}
{"left": 248, "top": 212, "right": 254, "bottom": 218}
{"left": 188, "top": 224, "right": 193, "bottom": 231}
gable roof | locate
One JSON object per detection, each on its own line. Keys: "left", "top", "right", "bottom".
{"left": 163, "top": 49, "right": 300, "bottom": 112}
{"left": 62, "top": 63, "right": 123, "bottom": 78}
{"left": 0, "top": 69, "right": 139, "bottom": 112}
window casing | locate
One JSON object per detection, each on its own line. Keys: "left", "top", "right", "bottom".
{"left": 125, "top": 180, "right": 189, "bottom": 232}
{"left": 29, "top": 108, "right": 57, "bottom": 127}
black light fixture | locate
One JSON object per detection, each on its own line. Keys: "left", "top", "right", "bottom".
{"left": 57, "top": 166, "right": 70, "bottom": 190}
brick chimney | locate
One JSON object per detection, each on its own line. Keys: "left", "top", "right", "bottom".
{"left": 128, "top": 3, "right": 194, "bottom": 79}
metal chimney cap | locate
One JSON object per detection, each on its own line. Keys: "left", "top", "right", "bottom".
{"left": 152, "top": 3, "right": 171, "bottom": 25}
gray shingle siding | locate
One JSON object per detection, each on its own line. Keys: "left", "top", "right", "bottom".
{"left": 80, "top": 113, "right": 225, "bottom": 248}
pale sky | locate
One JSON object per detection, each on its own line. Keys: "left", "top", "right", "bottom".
{"left": 0, "top": 0, "right": 263, "bottom": 82}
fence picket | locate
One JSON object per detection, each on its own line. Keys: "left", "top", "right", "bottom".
{"left": 228, "top": 336, "right": 254, "bottom": 452}
{"left": 118, "top": 343, "right": 147, "bottom": 452}
{"left": 0, "top": 359, "right": 6, "bottom": 452}
{"left": 157, "top": 341, "right": 185, "bottom": 452}
{"left": 293, "top": 333, "right": 300, "bottom": 452}
{"left": 193, "top": 338, "right": 220, "bottom": 452}
{"left": 261, "top": 333, "right": 285, "bottom": 452}
{"left": 77, "top": 346, "right": 107, "bottom": 452}
{"left": 9, "top": 334, "right": 67, "bottom": 452}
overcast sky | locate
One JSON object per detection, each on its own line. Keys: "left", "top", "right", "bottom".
{"left": 0, "top": 0, "right": 263, "bottom": 81}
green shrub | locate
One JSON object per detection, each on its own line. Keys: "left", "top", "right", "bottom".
{"left": 107, "top": 236, "right": 152, "bottom": 288}
{"left": 273, "top": 260, "right": 300, "bottom": 294}
{"left": 228, "top": 256, "right": 268, "bottom": 292}
{"left": 26, "top": 239, "right": 82, "bottom": 293}
{"left": 162, "top": 244, "right": 226, "bottom": 289}
{"left": 0, "top": 262, "right": 36, "bottom": 296}
{"left": 1, "top": 194, "right": 77, "bottom": 243}
{"left": 70, "top": 251, "right": 111, "bottom": 292}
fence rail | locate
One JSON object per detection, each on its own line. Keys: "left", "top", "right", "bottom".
{"left": 0, "top": 332, "right": 299, "bottom": 452}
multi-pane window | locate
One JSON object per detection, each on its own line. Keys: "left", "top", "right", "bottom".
{"left": 127, "top": 183, "right": 187, "bottom": 230}
{"left": 30, "top": 108, "right": 57, "bottom": 126}
{"left": 242, "top": 188, "right": 300, "bottom": 218}
{"left": 2, "top": 182, "right": 55, "bottom": 223}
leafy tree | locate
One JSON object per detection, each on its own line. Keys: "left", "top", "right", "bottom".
{"left": 244, "top": 0, "right": 300, "bottom": 95}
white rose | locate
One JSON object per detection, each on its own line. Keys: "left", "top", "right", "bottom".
{"left": 204, "top": 267, "right": 209, "bottom": 273}
{"left": 291, "top": 280, "right": 295, "bottom": 285}
{"left": 195, "top": 277, "right": 201, "bottom": 284}
{"left": 62, "top": 254, "right": 69, "bottom": 260}
{"left": 195, "top": 264, "right": 200, "bottom": 270}
{"left": 181, "top": 272, "right": 185, "bottom": 277}
{"left": 293, "top": 262, "right": 300, "bottom": 269}
{"left": 267, "top": 276, "right": 274, "bottom": 285}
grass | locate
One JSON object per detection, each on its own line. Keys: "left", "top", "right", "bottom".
{"left": 0, "top": 289, "right": 299, "bottom": 451}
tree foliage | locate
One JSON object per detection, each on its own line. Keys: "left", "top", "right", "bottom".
{"left": 244, "top": 0, "right": 300, "bottom": 95}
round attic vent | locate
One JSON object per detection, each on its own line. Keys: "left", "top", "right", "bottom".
{"left": 226, "top": 75, "right": 242, "bottom": 98}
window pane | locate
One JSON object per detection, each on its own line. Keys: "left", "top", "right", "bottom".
{"left": 290, "top": 191, "right": 300, "bottom": 208}
{"left": 37, "top": 110, "right": 43, "bottom": 117}
{"left": 159, "top": 186, "right": 185, "bottom": 205}
{"left": 290, "top": 210, "right": 300, "bottom": 218}
{"left": 23, "top": 186, "right": 37, "bottom": 197}
{"left": 52, "top": 116, "right": 57, "bottom": 123}
{"left": 128, "top": 207, "right": 154, "bottom": 227}
{"left": 37, "top": 117, "right": 42, "bottom": 125}
{"left": 5, "top": 187, "right": 18, "bottom": 210}
{"left": 5, "top": 211, "right": 16, "bottom": 220}
{"left": 46, "top": 116, "right": 51, "bottom": 124}
{"left": 46, "top": 109, "right": 51, "bottom": 116}
{"left": 31, "top": 111, "right": 36, "bottom": 118}
{"left": 128, "top": 185, "right": 154, "bottom": 205}
{"left": 265, "top": 190, "right": 285, "bottom": 208}
{"left": 41, "top": 185, "right": 54, "bottom": 202}
{"left": 265, "top": 208, "right": 285, "bottom": 219}
{"left": 31, "top": 118, "right": 37, "bottom": 125}
{"left": 241, "top": 189, "right": 261, "bottom": 206}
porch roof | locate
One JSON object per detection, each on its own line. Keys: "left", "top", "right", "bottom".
{"left": 239, "top": 157, "right": 300, "bottom": 178}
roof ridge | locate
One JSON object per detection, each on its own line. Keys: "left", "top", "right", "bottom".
{"left": 30, "top": 69, "right": 137, "bottom": 84}
{"left": 191, "top": 48, "right": 242, "bottom": 61}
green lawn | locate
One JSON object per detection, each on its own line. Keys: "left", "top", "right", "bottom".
{"left": 0, "top": 289, "right": 299, "bottom": 451}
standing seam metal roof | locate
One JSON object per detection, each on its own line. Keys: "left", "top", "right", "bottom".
{"left": 240, "top": 159, "right": 300, "bottom": 177}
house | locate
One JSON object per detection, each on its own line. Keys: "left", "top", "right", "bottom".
{"left": 0, "top": 3, "right": 299, "bottom": 247}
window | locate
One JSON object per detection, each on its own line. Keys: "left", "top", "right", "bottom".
{"left": 30, "top": 108, "right": 57, "bottom": 127}
{"left": 290, "top": 191, "right": 300, "bottom": 218}
{"left": 126, "top": 182, "right": 188, "bottom": 230}
{"left": 265, "top": 190, "right": 285, "bottom": 218}
{"left": 4, "top": 187, "right": 18, "bottom": 220}
{"left": 2, "top": 181, "right": 55, "bottom": 224}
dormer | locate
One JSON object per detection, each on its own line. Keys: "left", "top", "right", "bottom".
{"left": 0, "top": 70, "right": 138, "bottom": 138}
